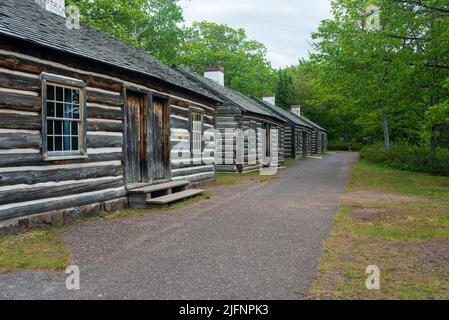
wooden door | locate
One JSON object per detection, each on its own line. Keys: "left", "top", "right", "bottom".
{"left": 152, "top": 97, "right": 170, "bottom": 180}
{"left": 125, "top": 91, "right": 149, "bottom": 184}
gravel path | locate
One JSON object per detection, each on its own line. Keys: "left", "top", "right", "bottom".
{"left": 0, "top": 153, "right": 358, "bottom": 300}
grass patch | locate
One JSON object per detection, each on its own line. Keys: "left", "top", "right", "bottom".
{"left": 0, "top": 228, "right": 70, "bottom": 273}
{"left": 311, "top": 160, "right": 449, "bottom": 300}
{"left": 214, "top": 171, "right": 277, "bottom": 186}
{"left": 348, "top": 161, "right": 449, "bottom": 198}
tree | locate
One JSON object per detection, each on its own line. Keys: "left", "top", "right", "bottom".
{"left": 66, "top": 0, "right": 184, "bottom": 64}
{"left": 176, "top": 21, "right": 277, "bottom": 97}
{"left": 300, "top": 0, "right": 449, "bottom": 146}
{"left": 276, "top": 69, "right": 293, "bottom": 110}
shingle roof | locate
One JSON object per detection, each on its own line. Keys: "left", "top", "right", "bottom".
{"left": 0, "top": 0, "right": 221, "bottom": 103}
{"left": 297, "top": 115, "right": 327, "bottom": 132}
{"left": 173, "top": 66, "right": 285, "bottom": 121}
{"left": 252, "top": 98, "right": 313, "bottom": 129}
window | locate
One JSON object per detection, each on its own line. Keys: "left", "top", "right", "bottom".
{"left": 264, "top": 123, "right": 271, "bottom": 157}
{"left": 41, "top": 74, "right": 86, "bottom": 160}
{"left": 191, "top": 112, "right": 203, "bottom": 158}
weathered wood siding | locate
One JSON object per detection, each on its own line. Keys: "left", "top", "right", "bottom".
{"left": 215, "top": 107, "right": 285, "bottom": 173}
{"left": 170, "top": 99, "right": 216, "bottom": 183}
{"left": 0, "top": 48, "right": 217, "bottom": 220}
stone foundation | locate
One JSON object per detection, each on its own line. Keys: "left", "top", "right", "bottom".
{"left": 0, "top": 197, "right": 129, "bottom": 235}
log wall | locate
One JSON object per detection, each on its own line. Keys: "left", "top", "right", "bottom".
{"left": 0, "top": 49, "right": 217, "bottom": 220}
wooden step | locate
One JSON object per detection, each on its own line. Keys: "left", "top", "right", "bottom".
{"left": 128, "top": 181, "right": 190, "bottom": 194}
{"left": 146, "top": 189, "right": 204, "bottom": 205}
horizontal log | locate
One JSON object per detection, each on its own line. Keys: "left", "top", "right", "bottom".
{"left": 87, "top": 89, "right": 123, "bottom": 107}
{"left": 87, "top": 133, "right": 123, "bottom": 148}
{"left": 171, "top": 165, "right": 215, "bottom": 178}
{"left": 0, "top": 130, "right": 41, "bottom": 149}
{"left": 172, "top": 171, "right": 215, "bottom": 183}
{"left": 0, "top": 111, "right": 41, "bottom": 130}
{"left": 0, "top": 72, "right": 40, "bottom": 91}
{"left": 0, "top": 162, "right": 123, "bottom": 186}
{"left": 170, "top": 116, "right": 189, "bottom": 130}
{"left": 87, "top": 119, "right": 123, "bottom": 132}
{"left": 0, "top": 91, "right": 41, "bottom": 112}
{"left": 0, "top": 150, "right": 122, "bottom": 167}
{"left": 170, "top": 106, "right": 189, "bottom": 118}
{"left": 0, "top": 187, "right": 126, "bottom": 220}
{"left": 0, "top": 176, "right": 124, "bottom": 206}
{"left": 87, "top": 104, "right": 123, "bottom": 120}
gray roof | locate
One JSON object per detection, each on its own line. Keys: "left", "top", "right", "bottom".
{"left": 173, "top": 66, "right": 285, "bottom": 121}
{"left": 252, "top": 98, "right": 313, "bottom": 129}
{"left": 297, "top": 115, "right": 327, "bottom": 132}
{"left": 0, "top": 0, "right": 221, "bottom": 103}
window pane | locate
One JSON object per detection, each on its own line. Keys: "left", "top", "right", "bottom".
{"left": 47, "top": 135, "right": 54, "bottom": 151}
{"left": 64, "top": 103, "right": 73, "bottom": 119}
{"left": 71, "top": 122, "right": 78, "bottom": 135}
{"left": 64, "top": 88, "right": 72, "bottom": 103}
{"left": 63, "top": 136, "right": 71, "bottom": 151}
{"left": 54, "top": 120, "right": 62, "bottom": 135}
{"left": 47, "top": 101, "right": 55, "bottom": 117}
{"left": 72, "top": 137, "right": 79, "bottom": 151}
{"left": 56, "top": 103, "right": 64, "bottom": 118}
{"left": 47, "top": 85, "right": 55, "bottom": 101}
{"left": 72, "top": 90, "right": 80, "bottom": 104}
{"left": 63, "top": 121, "right": 71, "bottom": 135}
{"left": 56, "top": 86, "right": 63, "bottom": 101}
{"left": 73, "top": 105, "right": 80, "bottom": 119}
{"left": 45, "top": 82, "right": 84, "bottom": 156}
{"left": 47, "top": 120, "right": 53, "bottom": 135}
{"left": 55, "top": 136, "right": 63, "bottom": 151}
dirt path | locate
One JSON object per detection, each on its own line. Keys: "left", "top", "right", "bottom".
{"left": 0, "top": 153, "right": 358, "bottom": 300}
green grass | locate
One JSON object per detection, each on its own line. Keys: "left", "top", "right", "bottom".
{"left": 348, "top": 160, "right": 449, "bottom": 198}
{"left": 0, "top": 228, "right": 70, "bottom": 273}
{"left": 311, "top": 160, "right": 449, "bottom": 300}
{"left": 214, "top": 171, "right": 277, "bottom": 186}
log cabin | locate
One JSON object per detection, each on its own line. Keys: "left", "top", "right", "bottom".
{"left": 173, "top": 66, "right": 287, "bottom": 173}
{"left": 291, "top": 107, "right": 328, "bottom": 154}
{"left": 0, "top": 0, "right": 223, "bottom": 223}
{"left": 252, "top": 97, "right": 314, "bottom": 159}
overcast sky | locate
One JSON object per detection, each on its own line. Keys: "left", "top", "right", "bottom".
{"left": 179, "top": 0, "right": 333, "bottom": 68}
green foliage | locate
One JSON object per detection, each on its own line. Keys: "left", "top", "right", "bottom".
{"left": 361, "top": 143, "right": 449, "bottom": 176}
{"left": 66, "top": 0, "right": 185, "bottom": 64}
{"left": 176, "top": 21, "right": 277, "bottom": 97}
{"left": 288, "top": 0, "right": 449, "bottom": 146}
{"left": 275, "top": 69, "right": 293, "bottom": 110}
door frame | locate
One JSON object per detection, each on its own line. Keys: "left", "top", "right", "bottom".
{"left": 152, "top": 95, "right": 171, "bottom": 182}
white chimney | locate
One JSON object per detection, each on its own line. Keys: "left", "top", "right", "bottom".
{"left": 35, "top": 0, "right": 66, "bottom": 17}
{"left": 263, "top": 94, "right": 276, "bottom": 106}
{"left": 204, "top": 66, "right": 225, "bottom": 86}
{"left": 291, "top": 105, "right": 301, "bottom": 117}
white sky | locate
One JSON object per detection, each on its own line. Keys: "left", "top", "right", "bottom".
{"left": 179, "top": 0, "right": 333, "bottom": 68}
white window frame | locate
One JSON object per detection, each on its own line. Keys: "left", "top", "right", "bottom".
{"left": 191, "top": 112, "right": 203, "bottom": 158}
{"left": 41, "top": 73, "right": 87, "bottom": 161}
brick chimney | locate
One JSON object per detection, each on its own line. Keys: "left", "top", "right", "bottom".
{"left": 291, "top": 105, "right": 301, "bottom": 117}
{"left": 263, "top": 94, "right": 276, "bottom": 106}
{"left": 35, "top": 0, "right": 66, "bottom": 17}
{"left": 204, "top": 66, "right": 225, "bottom": 86}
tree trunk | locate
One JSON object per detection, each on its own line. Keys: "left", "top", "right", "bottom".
{"left": 383, "top": 113, "right": 390, "bottom": 152}
{"left": 430, "top": 125, "right": 437, "bottom": 156}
